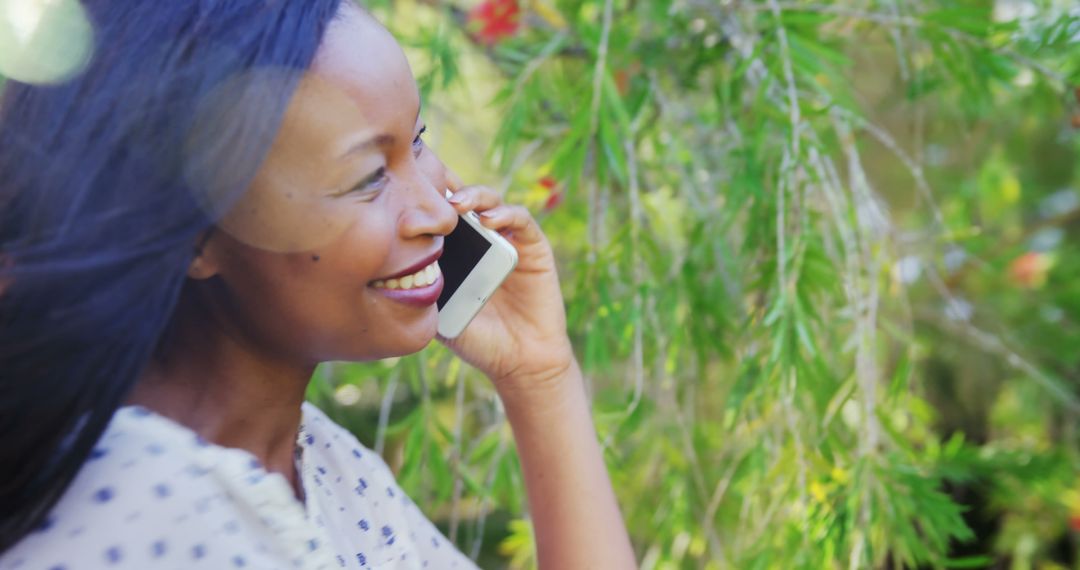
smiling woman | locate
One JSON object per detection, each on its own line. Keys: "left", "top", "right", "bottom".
{"left": 0, "top": 1, "right": 634, "bottom": 569}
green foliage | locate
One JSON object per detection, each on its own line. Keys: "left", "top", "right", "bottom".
{"left": 308, "top": 0, "right": 1080, "bottom": 567}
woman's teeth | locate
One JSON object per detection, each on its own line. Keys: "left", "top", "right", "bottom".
{"left": 372, "top": 261, "right": 441, "bottom": 290}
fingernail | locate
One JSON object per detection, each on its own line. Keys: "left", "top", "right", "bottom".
{"left": 479, "top": 210, "right": 498, "bottom": 218}
{"left": 448, "top": 193, "right": 464, "bottom": 204}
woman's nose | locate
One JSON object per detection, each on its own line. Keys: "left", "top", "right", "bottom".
{"left": 398, "top": 166, "right": 458, "bottom": 239}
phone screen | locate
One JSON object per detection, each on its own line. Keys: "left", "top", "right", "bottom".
{"left": 437, "top": 216, "right": 492, "bottom": 310}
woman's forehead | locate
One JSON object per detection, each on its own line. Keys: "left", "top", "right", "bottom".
{"left": 308, "top": 4, "right": 420, "bottom": 127}
{"left": 200, "top": 6, "right": 422, "bottom": 255}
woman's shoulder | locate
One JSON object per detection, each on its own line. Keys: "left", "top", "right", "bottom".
{"left": 2, "top": 403, "right": 480, "bottom": 570}
{"left": 0, "top": 407, "right": 294, "bottom": 569}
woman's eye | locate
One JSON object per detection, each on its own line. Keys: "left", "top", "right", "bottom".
{"left": 346, "top": 167, "right": 388, "bottom": 197}
{"left": 412, "top": 126, "right": 427, "bottom": 156}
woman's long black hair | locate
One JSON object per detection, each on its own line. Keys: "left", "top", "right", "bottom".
{"left": 0, "top": 0, "right": 344, "bottom": 551}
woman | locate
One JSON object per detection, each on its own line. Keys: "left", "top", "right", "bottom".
{"left": 0, "top": 1, "right": 635, "bottom": 568}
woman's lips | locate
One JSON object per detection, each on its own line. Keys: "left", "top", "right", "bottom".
{"left": 373, "top": 274, "right": 444, "bottom": 307}
{"left": 370, "top": 260, "right": 444, "bottom": 307}
{"left": 374, "top": 249, "right": 443, "bottom": 281}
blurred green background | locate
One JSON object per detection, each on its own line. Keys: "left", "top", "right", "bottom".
{"left": 303, "top": 0, "right": 1080, "bottom": 568}
{"left": 9, "top": 0, "right": 1078, "bottom": 567}
{"left": 8, "top": 0, "right": 1071, "bottom": 565}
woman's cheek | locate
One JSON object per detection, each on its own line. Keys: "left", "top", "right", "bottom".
{"left": 343, "top": 210, "right": 398, "bottom": 270}
{"left": 219, "top": 180, "right": 357, "bottom": 253}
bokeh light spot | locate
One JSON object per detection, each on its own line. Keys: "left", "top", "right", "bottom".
{"left": 0, "top": 0, "right": 93, "bottom": 85}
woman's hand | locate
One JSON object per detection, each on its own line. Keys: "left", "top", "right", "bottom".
{"left": 441, "top": 178, "right": 638, "bottom": 570}
{"left": 438, "top": 181, "right": 575, "bottom": 398}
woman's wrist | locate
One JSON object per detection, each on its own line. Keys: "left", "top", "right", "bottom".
{"left": 492, "top": 356, "right": 638, "bottom": 568}
{"left": 495, "top": 356, "right": 585, "bottom": 423}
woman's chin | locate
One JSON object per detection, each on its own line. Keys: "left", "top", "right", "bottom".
{"left": 398, "top": 324, "right": 440, "bottom": 355}
{"left": 347, "top": 310, "right": 440, "bottom": 360}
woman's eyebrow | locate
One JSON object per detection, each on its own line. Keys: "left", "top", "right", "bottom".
{"left": 336, "top": 104, "right": 422, "bottom": 161}
{"left": 337, "top": 133, "right": 394, "bottom": 160}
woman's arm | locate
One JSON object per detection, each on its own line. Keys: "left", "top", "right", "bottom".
{"left": 440, "top": 181, "right": 636, "bottom": 568}
{"left": 498, "top": 361, "right": 637, "bottom": 569}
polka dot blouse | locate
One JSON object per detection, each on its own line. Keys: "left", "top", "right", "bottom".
{"left": 0, "top": 403, "right": 480, "bottom": 569}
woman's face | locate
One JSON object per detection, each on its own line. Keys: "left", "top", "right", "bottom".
{"left": 193, "top": 4, "right": 459, "bottom": 363}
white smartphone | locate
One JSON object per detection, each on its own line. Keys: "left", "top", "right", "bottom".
{"left": 437, "top": 192, "right": 518, "bottom": 338}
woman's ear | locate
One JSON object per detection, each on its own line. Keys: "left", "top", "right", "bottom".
{"left": 187, "top": 229, "right": 221, "bottom": 280}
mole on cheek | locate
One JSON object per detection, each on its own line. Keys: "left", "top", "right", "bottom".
{"left": 311, "top": 254, "right": 321, "bottom": 262}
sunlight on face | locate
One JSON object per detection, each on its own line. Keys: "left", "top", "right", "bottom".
{"left": 188, "top": 71, "right": 384, "bottom": 253}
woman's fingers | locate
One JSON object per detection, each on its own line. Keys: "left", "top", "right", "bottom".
{"left": 447, "top": 184, "right": 503, "bottom": 213}
{"left": 445, "top": 168, "right": 465, "bottom": 193}
{"left": 478, "top": 205, "right": 544, "bottom": 245}
{"left": 445, "top": 183, "right": 546, "bottom": 245}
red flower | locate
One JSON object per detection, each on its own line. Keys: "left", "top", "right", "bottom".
{"left": 544, "top": 190, "right": 564, "bottom": 212}
{"left": 467, "top": 0, "right": 521, "bottom": 45}
{"left": 1008, "top": 251, "right": 1051, "bottom": 288}
{"left": 1071, "top": 515, "right": 1080, "bottom": 532}
{"left": 537, "top": 176, "right": 563, "bottom": 212}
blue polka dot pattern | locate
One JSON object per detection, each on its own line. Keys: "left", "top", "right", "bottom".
{"left": 94, "top": 487, "right": 114, "bottom": 503}
{"left": 0, "top": 403, "right": 479, "bottom": 569}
